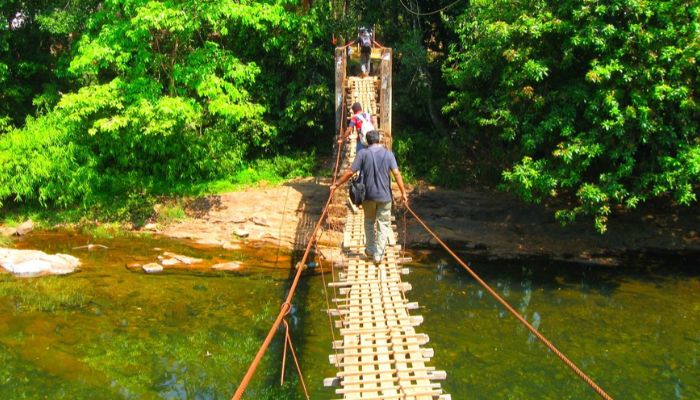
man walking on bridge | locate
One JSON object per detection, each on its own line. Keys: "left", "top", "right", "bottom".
{"left": 341, "top": 102, "right": 376, "bottom": 154}
{"left": 330, "top": 130, "right": 408, "bottom": 264}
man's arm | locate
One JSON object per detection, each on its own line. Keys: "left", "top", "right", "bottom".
{"left": 391, "top": 168, "right": 408, "bottom": 204}
{"left": 340, "top": 125, "right": 353, "bottom": 143}
{"left": 330, "top": 169, "right": 355, "bottom": 193}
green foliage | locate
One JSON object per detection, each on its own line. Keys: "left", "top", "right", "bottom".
{"left": 444, "top": 0, "right": 699, "bottom": 231}
{"left": 2, "top": 0, "right": 697, "bottom": 235}
{"left": 0, "top": 0, "right": 330, "bottom": 214}
{"left": 0, "top": 0, "right": 99, "bottom": 126}
{"left": 156, "top": 203, "right": 187, "bottom": 225}
{"left": 0, "top": 112, "right": 97, "bottom": 208}
{"left": 394, "top": 131, "right": 478, "bottom": 187}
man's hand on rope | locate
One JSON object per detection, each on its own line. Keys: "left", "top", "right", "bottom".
{"left": 399, "top": 192, "right": 408, "bottom": 205}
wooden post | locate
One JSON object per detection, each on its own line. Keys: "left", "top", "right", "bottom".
{"left": 335, "top": 47, "right": 347, "bottom": 138}
{"left": 379, "top": 48, "right": 392, "bottom": 149}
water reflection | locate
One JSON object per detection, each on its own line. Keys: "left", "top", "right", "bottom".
{"left": 411, "top": 252, "right": 700, "bottom": 399}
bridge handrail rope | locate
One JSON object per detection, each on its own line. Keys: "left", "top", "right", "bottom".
{"left": 231, "top": 93, "right": 348, "bottom": 400}
{"left": 404, "top": 204, "right": 615, "bottom": 400}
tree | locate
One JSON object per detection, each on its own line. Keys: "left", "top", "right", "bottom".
{"left": 444, "top": 0, "right": 699, "bottom": 232}
{"left": 0, "top": 0, "right": 335, "bottom": 207}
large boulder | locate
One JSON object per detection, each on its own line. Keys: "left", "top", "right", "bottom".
{"left": 0, "top": 248, "right": 80, "bottom": 277}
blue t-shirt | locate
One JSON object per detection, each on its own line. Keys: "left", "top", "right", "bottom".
{"left": 351, "top": 145, "right": 398, "bottom": 202}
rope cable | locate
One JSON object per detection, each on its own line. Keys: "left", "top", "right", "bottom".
{"left": 405, "top": 204, "right": 614, "bottom": 400}
{"left": 280, "top": 320, "right": 310, "bottom": 400}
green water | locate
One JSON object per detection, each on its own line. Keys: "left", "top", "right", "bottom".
{"left": 1, "top": 233, "right": 698, "bottom": 399}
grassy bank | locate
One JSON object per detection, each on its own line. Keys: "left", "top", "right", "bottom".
{"left": 0, "top": 154, "right": 316, "bottom": 232}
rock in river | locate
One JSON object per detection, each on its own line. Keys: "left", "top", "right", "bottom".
{"left": 211, "top": 261, "right": 242, "bottom": 271}
{"left": 161, "top": 252, "right": 202, "bottom": 265}
{"left": 142, "top": 263, "right": 163, "bottom": 274}
{"left": 159, "top": 258, "right": 180, "bottom": 266}
{"left": 0, "top": 248, "right": 80, "bottom": 277}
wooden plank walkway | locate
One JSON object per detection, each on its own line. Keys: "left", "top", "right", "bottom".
{"left": 325, "top": 77, "right": 449, "bottom": 400}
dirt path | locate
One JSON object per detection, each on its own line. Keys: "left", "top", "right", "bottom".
{"left": 156, "top": 178, "right": 699, "bottom": 266}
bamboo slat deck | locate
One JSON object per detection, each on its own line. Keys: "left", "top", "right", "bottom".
{"left": 325, "top": 77, "right": 449, "bottom": 400}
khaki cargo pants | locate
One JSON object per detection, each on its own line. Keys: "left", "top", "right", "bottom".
{"left": 362, "top": 200, "right": 392, "bottom": 257}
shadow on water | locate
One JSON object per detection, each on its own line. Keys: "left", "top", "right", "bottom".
{"left": 249, "top": 179, "right": 328, "bottom": 398}
{"left": 432, "top": 252, "right": 700, "bottom": 297}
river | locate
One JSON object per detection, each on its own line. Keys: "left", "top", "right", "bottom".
{"left": 0, "top": 232, "right": 698, "bottom": 399}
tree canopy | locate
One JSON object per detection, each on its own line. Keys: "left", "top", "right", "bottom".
{"left": 0, "top": 0, "right": 697, "bottom": 232}
{"left": 444, "top": 0, "right": 699, "bottom": 232}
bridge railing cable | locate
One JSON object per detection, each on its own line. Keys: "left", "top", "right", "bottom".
{"left": 404, "top": 204, "right": 615, "bottom": 400}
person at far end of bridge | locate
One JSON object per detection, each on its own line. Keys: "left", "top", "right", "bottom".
{"left": 330, "top": 130, "right": 408, "bottom": 265}
{"left": 341, "top": 102, "right": 377, "bottom": 154}
{"left": 356, "top": 26, "right": 373, "bottom": 77}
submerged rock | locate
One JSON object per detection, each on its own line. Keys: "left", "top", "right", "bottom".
{"left": 195, "top": 238, "right": 222, "bottom": 246}
{"left": 0, "top": 248, "right": 80, "bottom": 277}
{"left": 142, "top": 263, "right": 163, "bottom": 274}
{"left": 161, "top": 252, "right": 203, "bottom": 265}
{"left": 222, "top": 242, "right": 241, "bottom": 250}
{"left": 211, "top": 261, "right": 242, "bottom": 271}
{"left": 14, "top": 220, "right": 34, "bottom": 236}
{"left": 125, "top": 262, "right": 142, "bottom": 270}
{"left": 72, "top": 244, "right": 108, "bottom": 251}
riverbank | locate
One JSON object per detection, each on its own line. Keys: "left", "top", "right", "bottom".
{"left": 2, "top": 177, "right": 697, "bottom": 267}
{"left": 153, "top": 178, "right": 698, "bottom": 266}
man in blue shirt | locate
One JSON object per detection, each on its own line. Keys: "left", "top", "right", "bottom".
{"left": 331, "top": 130, "right": 408, "bottom": 264}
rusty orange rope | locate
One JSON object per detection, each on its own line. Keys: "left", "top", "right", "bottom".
{"left": 280, "top": 319, "right": 310, "bottom": 399}
{"left": 231, "top": 127, "right": 346, "bottom": 400}
{"left": 405, "top": 204, "right": 614, "bottom": 400}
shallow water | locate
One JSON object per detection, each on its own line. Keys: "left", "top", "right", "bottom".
{"left": 1, "top": 233, "right": 698, "bottom": 399}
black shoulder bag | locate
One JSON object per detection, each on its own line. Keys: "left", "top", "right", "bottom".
{"left": 349, "top": 175, "right": 365, "bottom": 206}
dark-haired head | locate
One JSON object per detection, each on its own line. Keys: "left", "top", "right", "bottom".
{"left": 366, "top": 130, "right": 380, "bottom": 145}
{"left": 352, "top": 102, "right": 362, "bottom": 113}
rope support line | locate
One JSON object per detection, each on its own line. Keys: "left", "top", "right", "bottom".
{"left": 231, "top": 125, "right": 347, "bottom": 400}
{"left": 405, "top": 204, "right": 615, "bottom": 400}
{"left": 280, "top": 319, "right": 310, "bottom": 399}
